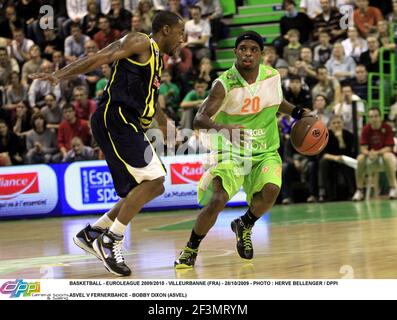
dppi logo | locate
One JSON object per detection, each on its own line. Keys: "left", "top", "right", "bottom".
{"left": 0, "top": 280, "right": 40, "bottom": 298}
{"left": 170, "top": 162, "right": 204, "bottom": 185}
{"left": 0, "top": 172, "right": 39, "bottom": 200}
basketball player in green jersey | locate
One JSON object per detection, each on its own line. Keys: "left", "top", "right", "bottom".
{"left": 175, "top": 31, "right": 310, "bottom": 268}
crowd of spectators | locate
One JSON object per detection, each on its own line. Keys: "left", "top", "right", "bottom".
{"left": 0, "top": 0, "right": 396, "bottom": 203}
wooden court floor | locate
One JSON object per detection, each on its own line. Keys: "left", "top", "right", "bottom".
{"left": 1, "top": 200, "right": 397, "bottom": 279}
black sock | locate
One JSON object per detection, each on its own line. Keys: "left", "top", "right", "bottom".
{"left": 240, "top": 209, "right": 259, "bottom": 226}
{"left": 187, "top": 229, "right": 206, "bottom": 249}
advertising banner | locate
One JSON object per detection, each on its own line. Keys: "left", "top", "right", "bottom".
{"left": 0, "top": 155, "right": 247, "bottom": 219}
{"left": 0, "top": 165, "right": 58, "bottom": 218}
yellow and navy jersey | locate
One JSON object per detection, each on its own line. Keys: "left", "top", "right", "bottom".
{"left": 99, "top": 35, "right": 163, "bottom": 130}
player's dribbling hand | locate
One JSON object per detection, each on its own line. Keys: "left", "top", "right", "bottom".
{"left": 29, "top": 72, "right": 59, "bottom": 85}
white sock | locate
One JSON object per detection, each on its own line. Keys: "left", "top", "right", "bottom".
{"left": 93, "top": 214, "right": 113, "bottom": 229}
{"left": 109, "top": 218, "right": 127, "bottom": 236}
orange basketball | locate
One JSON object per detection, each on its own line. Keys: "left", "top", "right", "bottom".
{"left": 290, "top": 117, "right": 329, "bottom": 156}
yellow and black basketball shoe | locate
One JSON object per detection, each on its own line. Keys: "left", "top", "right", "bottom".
{"left": 231, "top": 218, "right": 253, "bottom": 259}
{"left": 174, "top": 247, "right": 198, "bottom": 269}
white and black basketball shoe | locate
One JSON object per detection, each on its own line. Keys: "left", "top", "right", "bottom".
{"left": 93, "top": 230, "right": 131, "bottom": 277}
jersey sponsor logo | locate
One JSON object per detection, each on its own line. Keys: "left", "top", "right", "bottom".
{"left": 251, "top": 128, "right": 266, "bottom": 137}
{"left": 170, "top": 162, "right": 204, "bottom": 185}
{"left": 0, "top": 172, "right": 39, "bottom": 200}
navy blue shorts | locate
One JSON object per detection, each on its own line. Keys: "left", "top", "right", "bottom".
{"left": 90, "top": 107, "right": 166, "bottom": 198}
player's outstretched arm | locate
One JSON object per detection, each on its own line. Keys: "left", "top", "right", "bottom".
{"left": 30, "top": 33, "right": 150, "bottom": 83}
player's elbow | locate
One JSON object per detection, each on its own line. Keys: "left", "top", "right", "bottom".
{"left": 193, "top": 114, "right": 203, "bottom": 129}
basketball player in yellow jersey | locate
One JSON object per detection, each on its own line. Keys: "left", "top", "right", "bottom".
{"left": 175, "top": 31, "right": 311, "bottom": 268}
{"left": 31, "top": 11, "right": 184, "bottom": 277}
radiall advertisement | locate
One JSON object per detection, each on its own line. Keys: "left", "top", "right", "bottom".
{"left": 0, "top": 155, "right": 246, "bottom": 219}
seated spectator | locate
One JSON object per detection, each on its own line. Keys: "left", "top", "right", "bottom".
{"left": 72, "top": 86, "right": 97, "bottom": 120}
{"left": 96, "top": 64, "right": 111, "bottom": 99}
{"left": 64, "top": 23, "right": 90, "bottom": 64}
{"left": 16, "top": 0, "right": 41, "bottom": 39}
{"left": 163, "top": 46, "right": 193, "bottom": 97}
{"left": 283, "top": 29, "right": 301, "bottom": 67}
{"left": 41, "top": 93, "right": 63, "bottom": 131}
{"left": 333, "top": 84, "right": 365, "bottom": 135}
{"left": 83, "top": 40, "right": 102, "bottom": 97}
{"left": 312, "top": 0, "right": 345, "bottom": 42}
{"left": 313, "top": 31, "right": 332, "bottom": 65}
{"left": 63, "top": 0, "right": 88, "bottom": 38}
{"left": 318, "top": 115, "right": 356, "bottom": 201}
{"left": 136, "top": 0, "right": 154, "bottom": 34}
{"left": 38, "top": 28, "right": 64, "bottom": 62}
{"left": 197, "top": 57, "right": 217, "bottom": 88}
{"left": 60, "top": 75, "right": 88, "bottom": 102}
{"left": 325, "top": 43, "right": 356, "bottom": 82}
{"left": 311, "top": 65, "right": 341, "bottom": 105}
{"left": 276, "top": 0, "right": 313, "bottom": 57}
{"left": 82, "top": 0, "right": 102, "bottom": 38}
{"left": 0, "top": 118, "right": 25, "bottom": 166}
{"left": 9, "top": 28, "right": 34, "bottom": 65}
{"left": 197, "top": 0, "right": 223, "bottom": 43}
{"left": 21, "top": 45, "right": 45, "bottom": 86}
{"left": 52, "top": 50, "right": 66, "bottom": 71}
{"left": 107, "top": 0, "right": 132, "bottom": 33}
{"left": 159, "top": 70, "right": 181, "bottom": 123}
{"left": 184, "top": 5, "right": 211, "bottom": 63}
{"left": 349, "top": 64, "right": 369, "bottom": 101}
{"left": 281, "top": 138, "right": 319, "bottom": 204}
{"left": 64, "top": 136, "right": 96, "bottom": 162}
{"left": 130, "top": 14, "right": 147, "bottom": 34}
{"left": 28, "top": 61, "right": 61, "bottom": 110}
{"left": 58, "top": 103, "right": 91, "bottom": 161}
{"left": 0, "top": 5, "right": 23, "bottom": 40}
{"left": 311, "top": 94, "right": 332, "bottom": 125}
{"left": 12, "top": 102, "right": 32, "bottom": 136}
{"left": 284, "top": 75, "right": 312, "bottom": 109}
{"left": 180, "top": 78, "right": 209, "bottom": 129}
{"left": 359, "top": 36, "right": 381, "bottom": 73}
{"left": 341, "top": 27, "right": 368, "bottom": 63}
{"left": 4, "top": 71, "right": 29, "bottom": 115}
{"left": 25, "top": 112, "right": 58, "bottom": 164}
{"left": 354, "top": 0, "right": 384, "bottom": 38}
{"left": 94, "top": 16, "right": 121, "bottom": 50}
{"left": 352, "top": 107, "right": 397, "bottom": 200}
{"left": 0, "top": 46, "right": 20, "bottom": 86}
{"left": 263, "top": 46, "right": 289, "bottom": 79}
{"left": 289, "top": 47, "right": 318, "bottom": 88}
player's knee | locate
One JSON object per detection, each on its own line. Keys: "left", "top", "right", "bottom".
{"left": 208, "top": 191, "right": 228, "bottom": 213}
{"left": 259, "top": 183, "right": 280, "bottom": 203}
{"left": 153, "top": 177, "right": 165, "bottom": 196}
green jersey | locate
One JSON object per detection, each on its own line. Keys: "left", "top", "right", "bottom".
{"left": 201, "top": 64, "right": 283, "bottom": 159}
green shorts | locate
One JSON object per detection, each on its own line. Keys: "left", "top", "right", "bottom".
{"left": 198, "top": 152, "right": 282, "bottom": 206}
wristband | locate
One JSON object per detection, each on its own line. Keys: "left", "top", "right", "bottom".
{"left": 291, "top": 107, "right": 304, "bottom": 120}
